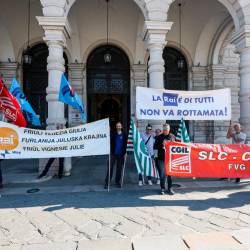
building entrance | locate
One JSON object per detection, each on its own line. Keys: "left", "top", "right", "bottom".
{"left": 87, "top": 45, "right": 130, "bottom": 131}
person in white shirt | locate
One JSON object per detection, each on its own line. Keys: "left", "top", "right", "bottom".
{"left": 138, "top": 125, "right": 155, "bottom": 186}
{"left": 227, "top": 122, "right": 247, "bottom": 183}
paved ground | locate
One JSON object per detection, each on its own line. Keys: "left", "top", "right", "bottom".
{"left": 1, "top": 159, "right": 250, "bottom": 249}
{"left": 1, "top": 183, "right": 250, "bottom": 250}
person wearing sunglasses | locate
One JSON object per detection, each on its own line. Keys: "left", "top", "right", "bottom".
{"left": 139, "top": 124, "right": 155, "bottom": 186}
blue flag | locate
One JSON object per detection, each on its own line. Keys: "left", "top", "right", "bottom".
{"left": 59, "top": 74, "right": 86, "bottom": 123}
{"left": 10, "top": 78, "right": 41, "bottom": 126}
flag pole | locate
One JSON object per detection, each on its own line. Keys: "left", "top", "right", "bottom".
{"left": 121, "top": 153, "right": 127, "bottom": 188}
{"left": 108, "top": 153, "right": 111, "bottom": 192}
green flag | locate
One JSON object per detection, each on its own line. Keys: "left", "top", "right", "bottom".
{"left": 176, "top": 118, "right": 190, "bottom": 142}
{"left": 128, "top": 119, "right": 157, "bottom": 177}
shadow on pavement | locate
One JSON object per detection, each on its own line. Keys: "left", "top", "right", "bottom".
{"left": 0, "top": 188, "right": 249, "bottom": 213}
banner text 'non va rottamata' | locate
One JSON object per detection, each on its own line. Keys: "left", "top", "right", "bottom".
{"left": 136, "top": 87, "right": 231, "bottom": 120}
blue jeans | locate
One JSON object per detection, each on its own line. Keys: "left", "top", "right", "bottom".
{"left": 158, "top": 160, "right": 172, "bottom": 190}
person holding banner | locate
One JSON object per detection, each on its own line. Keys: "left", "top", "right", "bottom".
{"left": 138, "top": 124, "right": 155, "bottom": 186}
{"left": 154, "top": 128, "right": 162, "bottom": 185}
{"left": 227, "top": 122, "right": 247, "bottom": 183}
{"left": 38, "top": 158, "right": 64, "bottom": 179}
{"left": 154, "top": 124, "right": 175, "bottom": 195}
{"left": 38, "top": 124, "right": 65, "bottom": 179}
{"left": 104, "top": 122, "right": 127, "bottom": 189}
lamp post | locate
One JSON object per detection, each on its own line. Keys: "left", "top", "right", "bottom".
{"left": 177, "top": 2, "right": 184, "bottom": 70}
{"left": 23, "top": 0, "right": 32, "bottom": 65}
{"left": 104, "top": 0, "right": 112, "bottom": 63}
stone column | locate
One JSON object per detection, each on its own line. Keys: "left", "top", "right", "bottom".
{"left": 37, "top": 16, "right": 71, "bottom": 175}
{"left": 0, "top": 62, "right": 18, "bottom": 87}
{"left": 208, "top": 65, "right": 228, "bottom": 144}
{"left": 231, "top": 30, "right": 250, "bottom": 142}
{"left": 60, "top": 63, "right": 85, "bottom": 176}
{"left": 191, "top": 66, "right": 213, "bottom": 143}
{"left": 143, "top": 21, "right": 172, "bottom": 89}
{"left": 68, "top": 63, "right": 85, "bottom": 127}
{"left": 142, "top": 21, "right": 172, "bottom": 130}
{"left": 131, "top": 64, "right": 147, "bottom": 130}
{"left": 37, "top": 17, "right": 71, "bottom": 129}
{"left": 238, "top": 48, "right": 250, "bottom": 141}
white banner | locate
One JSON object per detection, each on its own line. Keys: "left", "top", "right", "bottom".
{"left": 0, "top": 119, "right": 110, "bottom": 159}
{"left": 136, "top": 87, "right": 231, "bottom": 120}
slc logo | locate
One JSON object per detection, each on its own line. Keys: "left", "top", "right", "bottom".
{"left": 163, "top": 93, "right": 178, "bottom": 106}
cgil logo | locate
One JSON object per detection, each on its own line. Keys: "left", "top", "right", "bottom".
{"left": 171, "top": 146, "right": 190, "bottom": 154}
{"left": 0, "top": 127, "right": 19, "bottom": 150}
{"left": 169, "top": 146, "right": 191, "bottom": 174}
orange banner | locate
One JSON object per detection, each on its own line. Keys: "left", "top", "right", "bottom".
{"left": 165, "top": 142, "right": 250, "bottom": 178}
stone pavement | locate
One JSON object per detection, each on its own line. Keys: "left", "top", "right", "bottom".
{"left": 2, "top": 158, "right": 250, "bottom": 249}
{"left": 1, "top": 183, "right": 250, "bottom": 249}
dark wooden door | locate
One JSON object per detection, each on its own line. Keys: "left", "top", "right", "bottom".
{"left": 87, "top": 45, "right": 130, "bottom": 131}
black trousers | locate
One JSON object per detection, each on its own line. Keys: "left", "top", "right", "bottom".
{"left": 41, "top": 158, "right": 64, "bottom": 177}
{"left": 105, "top": 155, "right": 124, "bottom": 185}
{"left": 158, "top": 160, "right": 172, "bottom": 190}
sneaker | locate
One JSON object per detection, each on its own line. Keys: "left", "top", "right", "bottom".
{"left": 156, "top": 179, "right": 160, "bottom": 185}
{"left": 160, "top": 189, "right": 165, "bottom": 195}
{"left": 148, "top": 180, "right": 153, "bottom": 186}
{"left": 104, "top": 183, "right": 108, "bottom": 189}
{"left": 167, "top": 189, "right": 175, "bottom": 195}
{"left": 138, "top": 180, "right": 143, "bottom": 186}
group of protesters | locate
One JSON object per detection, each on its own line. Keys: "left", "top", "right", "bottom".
{"left": 104, "top": 121, "right": 176, "bottom": 195}
{"left": 0, "top": 120, "right": 247, "bottom": 191}
{"left": 104, "top": 120, "right": 248, "bottom": 195}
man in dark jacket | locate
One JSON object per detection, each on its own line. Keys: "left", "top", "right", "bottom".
{"left": 154, "top": 123, "right": 175, "bottom": 195}
{"left": 105, "top": 122, "right": 127, "bottom": 188}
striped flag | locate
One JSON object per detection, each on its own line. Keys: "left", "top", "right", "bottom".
{"left": 126, "top": 120, "right": 134, "bottom": 153}
{"left": 176, "top": 118, "right": 190, "bottom": 143}
{"left": 127, "top": 119, "right": 158, "bottom": 177}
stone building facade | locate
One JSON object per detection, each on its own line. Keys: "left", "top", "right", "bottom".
{"left": 0, "top": 0, "right": 249, "bottom": 147}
